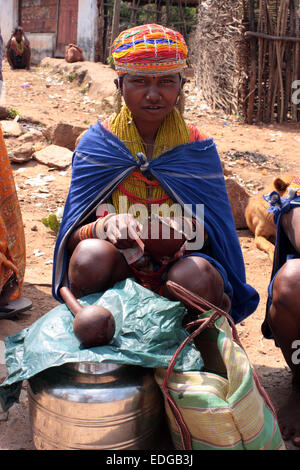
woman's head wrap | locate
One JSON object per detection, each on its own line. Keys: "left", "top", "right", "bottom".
{"left": 111, "top": 24, "right": 188, "bottom": 76}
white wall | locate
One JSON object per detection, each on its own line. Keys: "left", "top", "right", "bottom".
{"left": 27, "top": 33, "right": 56, "bottom": 64}
{"left": 0, "top": 0, "right": 18, "bottom": 45}
{"left": 77, "top": 0, "right": 98, "bottom": 62}
{"left": 0, "top": 0, "right": 98, "bottom": 62}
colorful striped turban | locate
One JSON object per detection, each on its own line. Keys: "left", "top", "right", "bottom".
{"left": 111, "top": 24, "right": 188, "bottom": 76}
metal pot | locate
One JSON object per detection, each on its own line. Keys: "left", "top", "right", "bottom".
{"left": 28, "top": 362, "right": 163, "bottom": 450}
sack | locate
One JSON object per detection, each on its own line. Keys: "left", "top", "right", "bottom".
{"left": 65, "top": 44, "right": 84, "bottom": 63}
{"left": 155, "top": 282, "right": 285, "bottom": 451}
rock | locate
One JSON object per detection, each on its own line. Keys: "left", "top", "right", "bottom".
{"left": 0, "top": 120, "right": 23, "bottom": 137}
{"left": 225, "top": 177, "right": 250, "bottom": 229}
{"left": 43, "top": 122, "right": 88, "bottom": 151}
{"left": 0, "top": 106, "right": 9, "bottom": 120}
{"left": 9, "top": 142, "right": 34, "bottom": 163}
{"left": 40, "top": 58, "right": 116, "bottom": 101}
{"left": 221, "top": 160, "right": 233, "bottom": 176}
{"left": 77, "top": 69, "right": 88, "bottom": 85}
{"left": 18, "top": 129, "right": 44, "bottom": 144}
{"left": 32, "top": 144, "right": 73, "bottom": 169}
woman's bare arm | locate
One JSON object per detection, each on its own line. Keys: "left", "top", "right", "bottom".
{"left": 281, "top": 206, "right": 300, "bottom": 255}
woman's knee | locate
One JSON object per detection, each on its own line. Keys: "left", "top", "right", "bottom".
{"left": 68, "top": 239, "right": 129, "bottom": 296}
{"left": 165, "top": 256, "right": 225, "bottom": 307}
{"left": 271, "top": 259, "right": 300, "bottom": 313}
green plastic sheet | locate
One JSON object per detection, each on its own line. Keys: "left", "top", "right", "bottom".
{"left": 0, "top": 279, "right": 203, "bottom": 411}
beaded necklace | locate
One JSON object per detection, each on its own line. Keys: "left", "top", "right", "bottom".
{"left": 11, "top": 37, "right": 25, "bottom": 55}
{"left": 108, "top": 104, "right": 190, "bottom": 214}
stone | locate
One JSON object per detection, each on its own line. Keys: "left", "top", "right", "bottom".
{"left": 40, "top": 58, "right": 116, "bottom": 101}
{"left": 221, "top": 160, "right": 233, "bottom": 176}
{"left": 0, "top": 106, "right": 9, "bottom": 120}
{"left": 0, "top": 120, "right": 23, "bottom": 137}
{"left": 32, "top": 144, "right": 73, "bottom": 169}
{"left": 225, "top": 177, "right": 250, "bottom": 229}
{"left": 43, "top": 122, "right": 88, "bottom": 151}
{"left": 9, "top": 142, "right": 35, "bottom": 163}
{"left": 18, "top": 129, "right": 44, "bottom": 144}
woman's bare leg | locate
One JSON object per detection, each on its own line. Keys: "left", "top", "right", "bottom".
{"left": 265, "top": 206, "right": 300, "bottom": 445}
{"left": 162, "top": 256, "right": 230, "bottom": 314}
{"left": 268, "top": 258, "right": 300, "bottom": 446}
{"left": 68, "top": 238, "right": 131, "bottom": 298}
{"left": 6, "top": 49, "right": 16, "bottom": 69}
{"left": 22, "top": 46, "right": 31, "bottom": 70}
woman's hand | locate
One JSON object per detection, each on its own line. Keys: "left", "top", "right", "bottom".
{"left": 102, "top": 214, "right": 143, "bottom": 249}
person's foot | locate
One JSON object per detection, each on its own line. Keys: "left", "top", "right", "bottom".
{"left": 278, "top": 390, "right": 300, "bottom": 446}
{"left": 0, "top": 274, "right": 18, "bottom": 306}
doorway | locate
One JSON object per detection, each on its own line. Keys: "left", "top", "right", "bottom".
{"left": 55, "top": 0, "right": 79, "bottom": 57}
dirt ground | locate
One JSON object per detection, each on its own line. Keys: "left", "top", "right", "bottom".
{"left": 0, "top": 57, "right": 299, "bottom": 451}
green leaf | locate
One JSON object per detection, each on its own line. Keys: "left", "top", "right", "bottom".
{"left": 41, "top": 214, "right": 61, "bottom": 236}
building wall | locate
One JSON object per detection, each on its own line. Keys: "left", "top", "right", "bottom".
{"left": 0, "top": 0, "right": 98, "bottom": 63}
{"left": 20, "top": 0, "right": 58, "bottom": 33}
{"left": 77, "top": 0, "right": 98, "bottom": 61}
{"left": 18, "top": 0, "right": 58, "bottom": 64}
{"left": 27, "top": 32, "right": 56, "bottom": 64}
{"left": 0, "top": 0, "right": 18, "bottom": 45}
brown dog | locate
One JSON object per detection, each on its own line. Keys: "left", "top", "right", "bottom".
{"left": 245, "top": 174, "right": 294, "bottom": 262}
{"left": 75, "top": 129, "right": 87, "bottom": 149}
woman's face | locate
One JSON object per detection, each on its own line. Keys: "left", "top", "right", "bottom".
{"left": 15, "top": 30, "right": 23, "bottom": 42}
{"left": 120, "top": 73, "right": 182, "bottom": 126}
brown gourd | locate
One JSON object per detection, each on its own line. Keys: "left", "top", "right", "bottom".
{"left": 60, "top": 287, "right": 115, "bottom": 348}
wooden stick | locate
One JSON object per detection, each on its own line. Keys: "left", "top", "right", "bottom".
{"left": 247, "top": 0, "right": 257, "bottom": 124}
{"left": 292, "top": 0, "right": 300, "bottom": 121}
{"left": 245, "top": 30, "right": 300, "bottom": 42}
{"left": 265, "top": 0, "right": 275, "bottom": 122}
{"left": 257, "top": 0, "right": 264, "bottom": 122}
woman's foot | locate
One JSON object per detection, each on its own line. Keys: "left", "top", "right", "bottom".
{"left": 0, "top": 274, "right": 32, "bottom": 319}
{"left": 0, "top": 274, "right": 18, "bottom": 307}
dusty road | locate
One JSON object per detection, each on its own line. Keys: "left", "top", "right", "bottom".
{"left": 0, "top": 56, "right": 299, "bottom": 450}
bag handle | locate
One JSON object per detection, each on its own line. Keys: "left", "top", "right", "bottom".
{"left": 161, "top": 281, "right": 278, "bottom": 450}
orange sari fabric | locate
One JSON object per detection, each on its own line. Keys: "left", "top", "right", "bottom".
{"left": 0, "top": 126, "right": 26, "bottom": 299}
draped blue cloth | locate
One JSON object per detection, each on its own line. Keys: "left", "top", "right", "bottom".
{"left": 52, "top": 122, "right": 259, "bottom": 323}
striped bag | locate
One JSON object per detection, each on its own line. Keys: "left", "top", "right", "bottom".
{"left": 155, "top": 282, "right": 285, "bottom": 450}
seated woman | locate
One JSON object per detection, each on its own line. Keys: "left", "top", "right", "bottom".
{"left": 0, "top": 126, "right": 31, "bottom": 318}
{"left": 6, "top": 27, "right": 31, "bottom": 71}
{"left": 262, "top": 181, "right": 300, "bottom": 446}
{"left": 52, "top": 24, "right": 259, "bottom": 326}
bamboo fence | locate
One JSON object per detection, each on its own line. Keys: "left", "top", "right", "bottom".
{"left": 192, "top": 0, "right": 300, "bottom": 123}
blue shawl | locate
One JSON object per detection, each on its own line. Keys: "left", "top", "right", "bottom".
{"left": 52, "top": 122, "right": 259, "bottom": 323}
